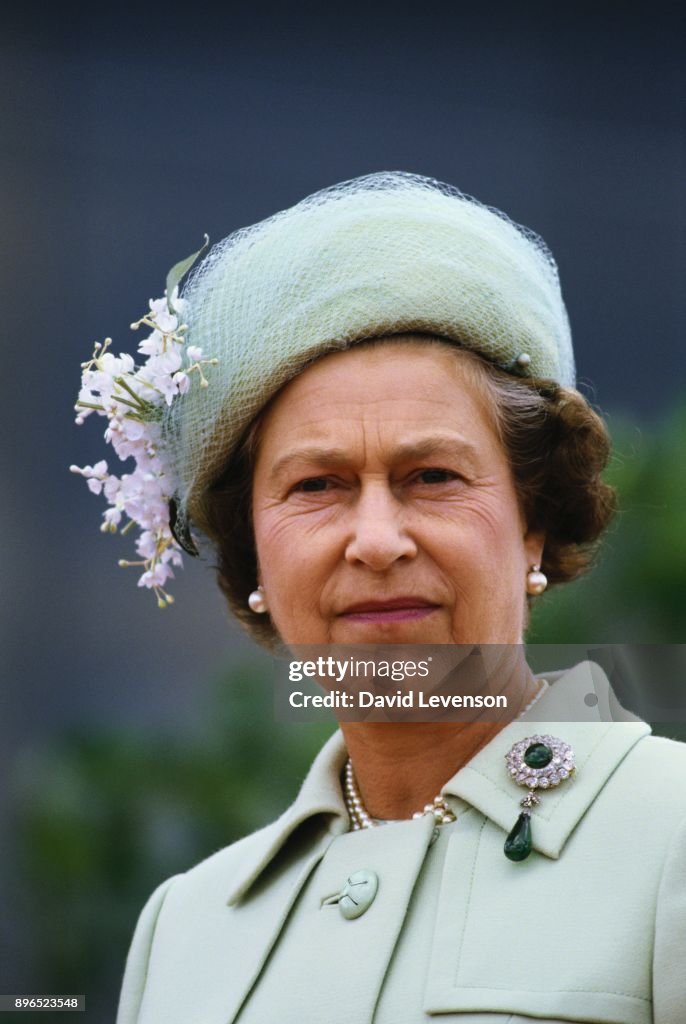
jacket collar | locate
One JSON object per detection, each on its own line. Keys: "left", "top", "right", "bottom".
{"left": 226, "top": 661, "right": 650, "bottom": 902}
{"left": 226, "top": 730, "right": 349, "bottom": 905}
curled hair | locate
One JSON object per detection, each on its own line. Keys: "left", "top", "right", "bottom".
{"left": 200, "top": 336, "right": 616, "bottom": 649}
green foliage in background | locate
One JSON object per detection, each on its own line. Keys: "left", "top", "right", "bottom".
{"left": 529, "top": 404, "right": 686, "bottom": 643}
{"left": 11, "top": 405, "right": 686, "bottom": 1016}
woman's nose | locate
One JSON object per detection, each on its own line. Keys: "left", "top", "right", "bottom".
{"left": 344, "top": 484, "right": 418, "bottom": 570}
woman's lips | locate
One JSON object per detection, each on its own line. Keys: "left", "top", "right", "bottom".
{"left": 339, "top": 599, "right": 439, "bottom": 623}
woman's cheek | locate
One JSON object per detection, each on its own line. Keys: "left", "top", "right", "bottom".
{"left": 456, "top": 490, "right": 522, "bottom": 541}
{"left": 258, "top": 502, "right": 345, "bottom": 550}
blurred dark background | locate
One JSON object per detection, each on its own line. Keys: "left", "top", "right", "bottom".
{"left": 1, "top": 4, "right": 684, "bottom": 1019}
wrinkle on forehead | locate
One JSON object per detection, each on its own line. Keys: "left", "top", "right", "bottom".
{"left": 266, "top": 432, "right": 483, "bottom": 487}
{"left": 254, "top": 342, "right": 502, "bottom": 476}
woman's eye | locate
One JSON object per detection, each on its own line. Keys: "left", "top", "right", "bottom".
{"left": 295, "top": 477, "right": 330, "bottom": 492}
{"left": 416, "top": 468, "right": 455, "bottom": 484}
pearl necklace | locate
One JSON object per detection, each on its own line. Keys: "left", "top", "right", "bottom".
{"left": 343, "top": 678, "right": 549, "bottom": 830}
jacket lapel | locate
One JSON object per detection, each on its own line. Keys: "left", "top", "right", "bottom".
{"left": 225, "top": 730, "right": 349, "bottom": 905}
{"left": 216, "top": 733, "right": 350, "bottom": 1024}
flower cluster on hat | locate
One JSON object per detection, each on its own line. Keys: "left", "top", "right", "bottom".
{"left": 70, "top": 238, "right": 214, "bottom": 608}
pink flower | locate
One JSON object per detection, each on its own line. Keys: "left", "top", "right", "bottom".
{"left": 73, "top": 288, "right": 216, "bottom": 604}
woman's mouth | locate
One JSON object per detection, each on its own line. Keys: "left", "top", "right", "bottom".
{"left": 339, "top": 598, "right": 439, "bottom": 623}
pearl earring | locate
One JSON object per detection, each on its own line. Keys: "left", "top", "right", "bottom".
{"left": 248, "top": 586, "right": 268, "bottom": 614}
{"left": 526, "top": 564, "right": 548, "bottom": 596}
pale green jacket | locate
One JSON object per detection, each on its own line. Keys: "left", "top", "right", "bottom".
{"left": 117, "top": 663, "right": 686, "bottom": 1023}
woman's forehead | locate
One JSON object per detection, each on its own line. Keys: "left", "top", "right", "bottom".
{"left": 254, "top": 342, "right": 502, "bottom": 467}
{"left": 261, "top": 433, "right": 486, "bottom": 486}
{"left": 265, "top": 340, "right": 488, "bottom": 414}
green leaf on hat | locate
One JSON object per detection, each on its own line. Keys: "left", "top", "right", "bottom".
{"left": 165, "top": 234, "right": 210, "bottom": 314}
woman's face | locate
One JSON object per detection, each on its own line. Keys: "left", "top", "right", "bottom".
{"left": 251, "top": 342, "right": 544, "bottom": 645}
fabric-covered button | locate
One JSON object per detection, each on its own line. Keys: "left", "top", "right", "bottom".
{"left": 321, "top": 869, "right": 379, "bottom": 919}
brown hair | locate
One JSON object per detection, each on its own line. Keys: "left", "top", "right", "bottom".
{"left": 199, "top": 336, "right": 616, "bottom": 649}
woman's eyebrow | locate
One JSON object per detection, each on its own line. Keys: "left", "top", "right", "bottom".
{"left": 268, "top": 435, "right": 480, "bottom": 483}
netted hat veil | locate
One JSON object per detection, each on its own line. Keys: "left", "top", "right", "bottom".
{"left": 166, "top": 171, "right": 574, "bottom": 542}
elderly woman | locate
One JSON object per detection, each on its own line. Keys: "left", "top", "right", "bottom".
{"left": 78, "top": 173, "right": 685, "bottom": 1023}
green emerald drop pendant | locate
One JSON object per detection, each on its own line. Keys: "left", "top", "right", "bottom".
{"left": 504, "top": 811, "right": 533, "bottom": 862}
{"left": 504, "top": 733, "right": 577, "bottom": 863}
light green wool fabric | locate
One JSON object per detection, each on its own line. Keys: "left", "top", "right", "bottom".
{"left": 117, "top": 664, "right": 686, "bottom": 1024}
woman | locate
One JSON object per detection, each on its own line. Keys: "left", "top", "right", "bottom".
{"left": 75, "top": 173, "right": 686, "bottom": 1022}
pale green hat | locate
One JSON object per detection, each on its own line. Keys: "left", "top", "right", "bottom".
{"left": 166, "top": 171, "right": 574, "bottom": 542}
